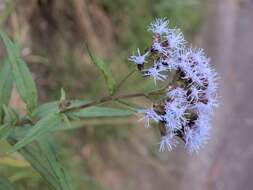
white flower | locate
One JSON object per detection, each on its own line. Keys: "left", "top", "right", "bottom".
{"left": 206, "top": 67, "right": 219, "bottom": 93}
{"left": 193, "top": 102, "right": 211, "bottom": 116}
{"left": 139, "top": 108, "right": 162, "bottom": 128}
{"left": 163, "top": 100, "right": 188, "bottom": 130}
{"left": 148, "top": 18, "right": 169, "bottom": 35}
{"left": 152, "top": 42, "right": 168, "bottom": 55}
{"left": 130, "top": 18, "right": 219, "bottom": 153}
{"left": 159, "top": 133, "right": 178, "bottom": 152}
{"left": 184, "top": 128, "right": 200, "bottom": 153}
{"left": 143, "top": 64, "right": 167, "bottom": 82}
{"left": 177, "top": 48, "right": 218, "bottom": 88}
{"left": 156, "top": 59, "right": 172, "bottom": 70}
{"left": 184, "top": 116, "right": 210, "bottom": 154}
{"left": 129, "top": 48, "right": 149, "bottom": 65}
{"left": 165, "top": 54, "right": 180, "bottom": 70}
{"left": 167, "top": 87, "right": 187, "bottom": 100}
{"left": 187, "top": 85, "right": 203, "bottom": 102}
{"left": 166, "top": 29, "right": 186, "bottom": 50}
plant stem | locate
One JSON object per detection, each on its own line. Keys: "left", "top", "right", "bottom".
{"left": 62, "top": 74, "right": 175, "bottom": 113}
{"left": 63, "top": 93, "right": 145, "bottom": 113}
{"left": 113, "top": 68, "right": 136, "bottom": 95}
{"left": 62, "top": 89, "right": 164, "bottom": 113}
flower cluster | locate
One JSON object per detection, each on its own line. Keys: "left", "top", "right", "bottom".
{"left": 129, "top": 18, "right": 218, "bottom": 153}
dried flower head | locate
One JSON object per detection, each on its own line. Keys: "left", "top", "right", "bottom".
{"left": 129, "top": 18, "right": 219, "bottom": 153}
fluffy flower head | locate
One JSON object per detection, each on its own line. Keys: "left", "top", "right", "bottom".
{"left": 130, "top": 18, "right": 219, "bottom": 153}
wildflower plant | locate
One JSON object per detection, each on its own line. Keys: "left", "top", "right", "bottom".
{"left": 0, "top": 18, "right": 218, "bottom": 189}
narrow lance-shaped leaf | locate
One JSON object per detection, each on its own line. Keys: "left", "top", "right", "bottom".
{"left": 86, "top": 45, "right": 116, "bottom": 94}
{"left": 7, "top": 131, "right": 73, "bottom": 190}
{"left": 36, "top": 101, "right": 59, "bottom": 118}
{"left": 0, "top": 124, "right": 12, "bottom": 141}
{"left": 0, "top": 61, "right": 13, "bottom": 123}
{"left": 7, "top": 136, "right": 63, "bottom": 190}
{"left": 38, "top": 137, "right": 73, "bottom": 190}
{"left": 0, "top": 31, "right": 37, "bottom": 115}
{"left": 2, "top": 106, "right": 19, "bottom": 125}
{"left": 68, "top": 106, "right": 135, "bottom": 118}
{"left": 36, "top": 100, "right": 135, "bottom": 119}
{"left": 10, "top": 113, "right": 61, "bottom": 152}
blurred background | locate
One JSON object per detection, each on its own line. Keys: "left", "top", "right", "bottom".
{"left": 1, "top": 0, "right": 253, "bottom": 189}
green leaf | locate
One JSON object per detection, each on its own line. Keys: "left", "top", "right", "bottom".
{"left": 8, "top": 137, "right": 59, "bottom": 189}
{"left": 7, "top": 136, "right": 72, "bottom": 190}
{"left": 0, "top": 31, "right": 37, "bottom": 115}
{"left": 36, "top": 101, "right": 59, "bottom": 118}
{"left": 0, "top": 176, "right": 16, "bottom": 190}
{"left": 36, "top": 100, "right": 85, "bottom": 119}
{"left": 2, "top": 106, "right": 19, "bottom": 125}
{"left": 92, "top": 56, "right": 116, "bottom": 94}
{"left": 62, "top": 114, "right": 72, "bottom": 128}
{"left": 68, "top": 106, "right": 134, "bottom": 118}
{"left": 0, "top": 124, "right": 12, "bottom": 141}
{"left": 10, "top": 113, "right": 61, "bottom": 152}
{"left": 0, "top": 61, "right": 13, "bottom": 123}
{"left": 36, "top": 100, "right": 87, "bottom": 118}
{"left": 37, "top": 100, "right": 134, "bottom": 120}
{"left": 88, "top": 48, "right": 116, "bottom": 94}
{"left": 37, "top": 137, "right": 72, "bottom": 190}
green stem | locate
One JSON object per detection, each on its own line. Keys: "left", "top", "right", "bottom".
{"left": 113, "top": 68, "right": 136, "bottom": 95}
{"left": 62, "top": 89, "right": 165, "bottom": 113}
{"left": 61, "top": 72, "right": 176, "bottom": 113}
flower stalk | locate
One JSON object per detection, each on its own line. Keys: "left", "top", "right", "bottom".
{"left": 61, "top": 89, "right": 166, "bottom": 113}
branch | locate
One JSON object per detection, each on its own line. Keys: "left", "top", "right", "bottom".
{"left": 61, "top": 89, "right": 165, "bottom": 113}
